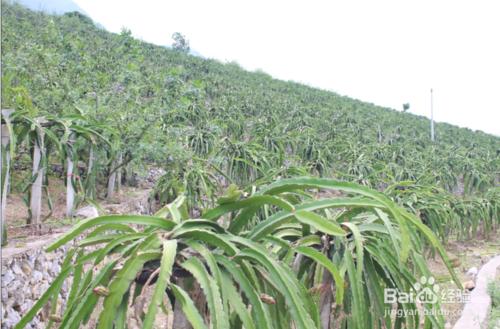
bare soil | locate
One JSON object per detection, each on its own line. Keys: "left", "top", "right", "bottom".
{"left": 4, "top": 175, "right": 151, "bottom": 243}
{"left": 5, "top": 176, "right": 68, "bottom": 240}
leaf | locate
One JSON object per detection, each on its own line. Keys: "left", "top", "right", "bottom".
{"left": 86, "top": 223, "right": 137, "bottom": 238}
{"left": 181, "top": 257, "right": 229, "bottom": 329}
{"left": 344, "top": 250, "right": 367, "bottom": 329}
{"left": 341, "top": 222, "right": 364, "bottom": 276}
{"left": 114, "top": 291, "right": 129, "bottom": 329}
{"left": 220, "top": 271, "right": 256, "bottom": 329}
{"left": 97, "top": 234, "right": 161, "bottom": 329}
{"left": 259, "top": 177, "right": 412, "bottom": 263}
{"left": 402, "top": 210, "right": 463, "bottom": 288}
{"left": 46, "top": 215, "right": 174, "bottom": 252}
{"left": 170, "top": 284, "right": 208, "bottom": 329}
{"left": 154, "top": 195, "right": 186, "bottom": 222}
{"left": 61, "top": 261, "right": 118, "bottom": 329}
{"left": 232, "top": 238, "right": 318, "bottom": 329}
{"left": 172, "top": 228, "right": 238, "bottom": 256}
{"left": 248, "top": 198, "right": 381, "bottom": 240}
{"left": 93, "top": 233, "right": 147, "bottom": 264}
{"left": 374, "top": 208, "right": 401, "bottom": 260}
{"left": 215, "top": 255, "right": 273, "bottom": 329}
{"left": 97, "top": 251, "right": 162, "bottom": 329}
{"left": 205, "top": 195, "right": 295, "bottom": 220}
{"left": 295, "top": 210, "right": 345, "bottom": 236}
{"left": 295, "top": 246, "right": 344, "bottom": 305}
{"left": 143, "top": 240, "right": 177, "bottom": 329}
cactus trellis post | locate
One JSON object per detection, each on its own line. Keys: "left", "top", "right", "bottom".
{"left": 30, "top": 119, "right": 45, "bottom": 232}
{"left": 86, "top": 144, "right": 95, "bottom": 199}
{"left": 66, "top": 133, "right": 75, "bottom": 218}
{"left": 116, "top": 152, "right": 122, "bottom": 192}
{"left": 107, "top": 161, "right": 117, "bottom": 199}
{"left": 1, "top": 109, "right": 14, "bottom": 246}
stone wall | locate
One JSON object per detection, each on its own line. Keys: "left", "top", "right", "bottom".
{"left": 1, "top": 233, "right": 71, "bottom": 329}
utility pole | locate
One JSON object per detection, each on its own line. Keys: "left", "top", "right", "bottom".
{"left": 430, "top": 88, "right": 435, "bottom": 142}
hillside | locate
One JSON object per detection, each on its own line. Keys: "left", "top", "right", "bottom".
{"left": 1, "top": 2, "right": 499, "bottom": 213}
{"left": 3, "top": 2, "right": 498, "bottom": 191}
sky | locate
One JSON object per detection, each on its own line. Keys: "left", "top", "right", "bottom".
{"left": 74, "top": 0, "right": 500, "bottom": 136}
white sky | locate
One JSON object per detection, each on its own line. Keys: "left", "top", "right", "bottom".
{"left": 74, "top": 0, "right": 500, "bottom": 136}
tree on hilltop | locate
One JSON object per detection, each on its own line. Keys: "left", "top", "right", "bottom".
{"left": 172, "top": 32, "right": 190, "bottom": 53}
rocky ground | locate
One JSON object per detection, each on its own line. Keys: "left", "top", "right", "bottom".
{"left": 2, "top": 169, "right": 163, "bottom": 328}
{"left": 2, "top": 234, "right": 71, "bottom": 328}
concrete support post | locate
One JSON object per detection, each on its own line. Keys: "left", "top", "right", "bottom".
{"left": 30, "top": 120, "right": 45, "bottom": 232}
{"left": 1, "top": 109, "right": 14, "bottom": 245}
{"left": 66, "top": 134, "right": 75, "bottom": 218}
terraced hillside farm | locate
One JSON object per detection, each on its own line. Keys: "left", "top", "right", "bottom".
{"left": 1, "top": 2, "right": 499, "bottom": 329}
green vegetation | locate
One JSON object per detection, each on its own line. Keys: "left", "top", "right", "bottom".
{"left": 2, "top": 1, "right": 498, "bottom": 242}
{"left": 1, "top": 2, "right": 499, "bottom": 328}
{"left": 488, "top": 281, "right": 500, "bottom": 329}
{"left": 15, "top": 178, "right": 460, "bottom": 329}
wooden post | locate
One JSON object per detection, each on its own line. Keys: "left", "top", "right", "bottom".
{"left": 1, "top": 109, "right": 14, "bottom": 246}
{"left": 66, "top": 134, "right": 75, "bottom": 218}
{"left": 30, "top": 120, "right": 45, "bottom": 232}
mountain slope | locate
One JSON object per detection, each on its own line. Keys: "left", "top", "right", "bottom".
{"left": 1, "top": 1, "right": 499, "bottom": 198}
